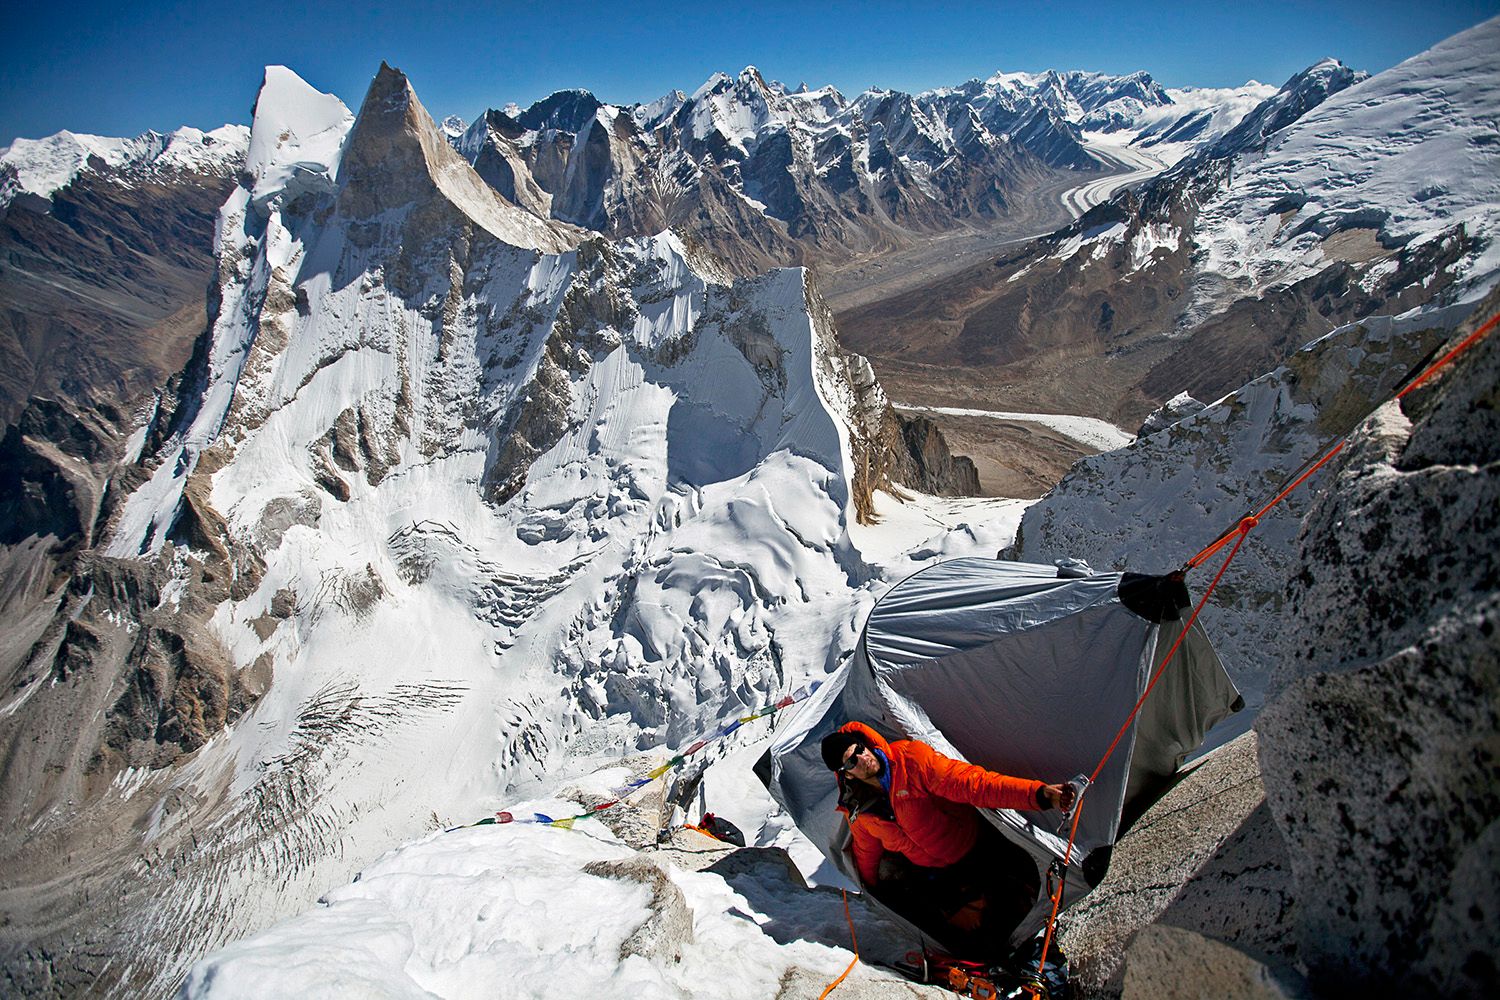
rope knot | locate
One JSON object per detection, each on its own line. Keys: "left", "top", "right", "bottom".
{"left": 1238, "top": 515, "right": 1259, "bottom": 533}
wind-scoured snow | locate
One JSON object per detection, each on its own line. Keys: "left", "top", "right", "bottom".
{"left": 1195, "top": 16, "right": 1500, "bottom": 293}
{"left": 105, "top": 71, "right": 354, "bottom": 559}
{"left": 176, "top": 783, "right": 927, "bottom": 1000}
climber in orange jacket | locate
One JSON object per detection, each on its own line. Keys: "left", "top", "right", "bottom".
{"left": 821, "top": 721, "right": 1075, "bottom": 953}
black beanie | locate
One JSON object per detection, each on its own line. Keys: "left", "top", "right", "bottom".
{"left": 820, "top": 730, "right": 861, "bottom": 771}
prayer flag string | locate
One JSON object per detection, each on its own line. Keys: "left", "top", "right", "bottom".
{"left": 447, "top": 681, "right": 820, "bottom": 832}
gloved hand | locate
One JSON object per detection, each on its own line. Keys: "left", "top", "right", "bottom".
{"left": 1037, "top": 782, "right": 1077, "bottom": 811}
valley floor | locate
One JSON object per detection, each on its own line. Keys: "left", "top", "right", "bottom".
{"left": 822, "top": 147, "right": 1161, "bottom": 496}
{"left": 821, "top": 144, "right": 1161, "bottom": 316}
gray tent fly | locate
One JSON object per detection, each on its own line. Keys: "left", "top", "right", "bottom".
{"left": 757, "top": 557, "right": 1242, "bottom": 953}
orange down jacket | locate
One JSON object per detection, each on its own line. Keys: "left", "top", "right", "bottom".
{"left": 835, "top": 721, "right": 1044, "bottom": 886}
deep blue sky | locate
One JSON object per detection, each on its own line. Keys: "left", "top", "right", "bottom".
{"left": 3, "top": 1, "right": 1497, "bottom": 147}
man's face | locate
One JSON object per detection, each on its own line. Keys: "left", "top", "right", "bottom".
{"left": 840, "top": 741, "right": 879, "bottom": 782}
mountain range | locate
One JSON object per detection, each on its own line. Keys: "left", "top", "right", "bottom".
{"left": 0, "top": 61, "right": 1269, "bottom": 434}
{"left": 1, "top": 16, "right": 1498, "bottom": 998}
{"left": 836, "top": 33, "right": 1499, "bottom": 437}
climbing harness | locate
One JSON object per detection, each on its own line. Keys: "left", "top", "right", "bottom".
{"left": 878, "top": 947, "right": 1062, "bottom": 999}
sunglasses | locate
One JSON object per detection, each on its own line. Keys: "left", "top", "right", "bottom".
{"left": 837, "top": 742, "right": 869, "bottom": 772}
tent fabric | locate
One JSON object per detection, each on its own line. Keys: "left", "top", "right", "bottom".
{"left": 760, "top": 557, "right": 1241, "bottom": 948}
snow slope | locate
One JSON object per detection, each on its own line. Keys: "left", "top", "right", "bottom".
{"left": 1195, "top": 16, "right": 1500, "bottom": 294}
{"left": 176, "top": 780, "right": 933, "bottom": 1000}
{"left": 86, "top": 65, "right": 1026, "bottom": 993}
{"left": 1118, "top": 82, "right": 1277, "bottom": 166}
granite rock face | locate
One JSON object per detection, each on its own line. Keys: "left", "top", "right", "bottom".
{"left": 1057, "top": 733, "right": 1298, "bottom": 998}
{"left": 1121, "top": 925, "right": 1309, "bottom": 1000}
{"left": 1038, "top": 292, "right": 1498, "bottom": 999}
{"left": 1257, "top": 288, "right": 1500, "bottom": 996}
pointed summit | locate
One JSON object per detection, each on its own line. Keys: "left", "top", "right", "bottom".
{"left": 337, "top": 63, "right": 579, "bottom": 251}
{"left": 738, "top": 65, "right": 770, "bottom": 88}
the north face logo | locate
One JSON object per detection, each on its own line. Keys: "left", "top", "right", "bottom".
{"left": 896, "top": 789, "right": 909, "bottom": 797}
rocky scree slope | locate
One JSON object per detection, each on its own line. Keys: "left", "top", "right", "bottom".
{"left": 0, "top": 64, "right": 987, "bottom": 998}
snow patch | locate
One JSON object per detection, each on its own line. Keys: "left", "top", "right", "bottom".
{"left": 898, "top": 405, "right": 1134, "bottom": 452}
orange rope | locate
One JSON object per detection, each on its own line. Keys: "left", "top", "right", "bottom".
{"left": 818, "top": 889, "right": 861, "bottom": 999}
{"left": 1184, "top": 442, "right": 1345, "bottom": 570}
{"left": 1030, "top": 309, "right": 1498, "bottom": 995}
{"left": 1395, "top": 310, "right": 1500, "bottom": 400}
{"left": 1184, "top": 308, "right": 1498, "bottom": 570}
{"left": 1031, "top": 522, "right": 1253, "bottom": 992}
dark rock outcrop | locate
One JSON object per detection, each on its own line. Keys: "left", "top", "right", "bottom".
{"left": 895, "top": 414, "right": 981, "bottom": 496}
{"left": 0, "top": 397, "right": 125, "bottom": 548}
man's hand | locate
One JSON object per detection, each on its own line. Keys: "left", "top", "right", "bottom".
{"left": 1039, "top": 782, "right": 1077, "bottom": 811}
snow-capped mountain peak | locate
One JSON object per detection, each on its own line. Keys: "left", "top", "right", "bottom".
{"left": 243, "top": 65, "right": 353, "bottom": 215}
{"left": 1194, "top": 15, "right": 1500, "bottom": 292}
{"left": 0, "top": 123, "right": 249, "bottom": 208}
{"left": 1200, "top": 56, "right": 1367, "bottom": 159}
{"left": 632, "top": 88, "right": 687, "bottom": 132}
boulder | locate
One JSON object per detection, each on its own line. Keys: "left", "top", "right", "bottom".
{"left": 580, "top": 856, "right": 694, "bottom": 963}
{"left": 1058, "top": 733, "right": 1298, "bottom": 997}
{"left": 1122, "top": 925, "right": 1310, "bottom": 999}
{"left": 1135, "top": 392, "right": 1206, "bottom": 438}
